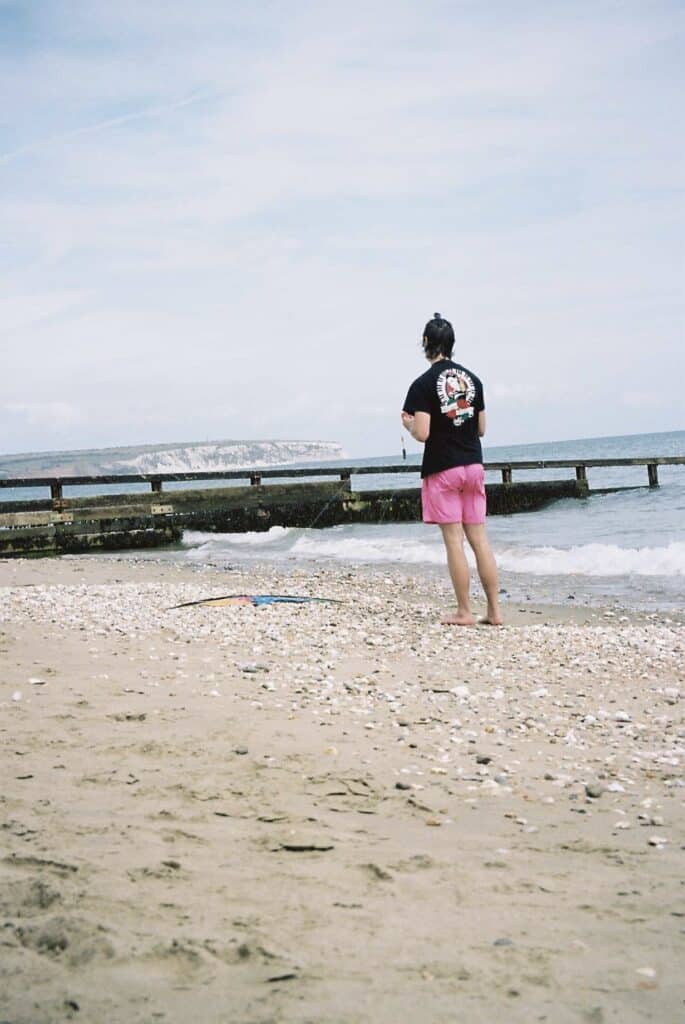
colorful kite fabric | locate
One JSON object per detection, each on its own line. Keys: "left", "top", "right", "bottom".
{"left": 172, "top": 594, "right": 341, "bottom": 609}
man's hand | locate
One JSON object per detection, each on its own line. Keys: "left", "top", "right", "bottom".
{"left": 401, "top": 409, "right": 430, "bottom": 443}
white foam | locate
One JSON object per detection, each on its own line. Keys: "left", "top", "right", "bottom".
{"left": 184, "top": 526, "right": 291, "bottom": 549}
{"left": 497, "top": 541, "right": 685, "bottom": 577}
{"left": 183, "top": 537, "right": 214, "bottom": 561}
{"left": 290, "top": 532, "right": 447, "bottom": 565}
{"left": 183, "top": 527, "right": 685, "bottom": 578}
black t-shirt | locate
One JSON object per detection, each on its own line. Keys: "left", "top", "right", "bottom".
{"left": 403, "top": 359, "right": 485, "bottom": 478}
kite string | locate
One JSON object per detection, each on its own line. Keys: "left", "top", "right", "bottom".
{"left": 305, "top": 468, "right": 404, "bottom": 531}
{"left": 305, "top": 476, "right": 357, "bottom": 530}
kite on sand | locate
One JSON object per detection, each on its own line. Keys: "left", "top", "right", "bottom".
{"left": 171, "top": 594, "right": 342, "bottom": 609}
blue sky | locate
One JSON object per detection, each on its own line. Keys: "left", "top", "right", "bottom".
{"left": 1, "top": 0, "right": 683, "bottom": 456}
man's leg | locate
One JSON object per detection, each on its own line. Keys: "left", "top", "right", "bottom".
{"left": 439, "top": 522, "right": 475, "bottom": 626}
{"left": 463, "top": 523, "right": 503, "bottom": 625}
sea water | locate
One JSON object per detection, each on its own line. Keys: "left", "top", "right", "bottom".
{"left": 180, "top": 430, "right": 685, "bottom": 611}
{"left": 2, "top": 430, "right": 683, "bottom": 611}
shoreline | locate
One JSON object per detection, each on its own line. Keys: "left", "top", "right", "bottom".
{"left": 1, "top": 555, "right": 684, "bottom": 1023}
{"left": 102, "top": 539, "right": 685, "bottom": 620}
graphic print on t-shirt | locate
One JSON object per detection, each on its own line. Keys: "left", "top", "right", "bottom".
{"left": 436, "top": 368, "right": 476, "bottom": 427}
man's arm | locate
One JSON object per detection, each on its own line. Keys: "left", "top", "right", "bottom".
{"left": 478, "top": 410, "right": 486, "bottom": 437}
{"left": 401, "top": 410, "right": 430, "bottom": 443}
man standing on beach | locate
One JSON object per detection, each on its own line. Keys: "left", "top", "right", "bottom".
{"left": 401, "top": 313, "right": 502, "bottom": 626}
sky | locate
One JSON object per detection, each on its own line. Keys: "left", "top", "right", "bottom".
{"left": 1, "top": 0, "right": 684, "bottom": 458}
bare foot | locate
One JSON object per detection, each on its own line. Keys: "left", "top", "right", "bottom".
{"left": 441, "top": 613, "right": 476, "bottom": 626}
{"left": 478, "top": 614, "right": 503, "bottom": 626}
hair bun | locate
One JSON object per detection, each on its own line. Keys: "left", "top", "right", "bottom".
{"left": 433, "top": 311, "right": 442, "bottom": 320}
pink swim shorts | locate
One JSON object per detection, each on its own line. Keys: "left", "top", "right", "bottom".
{"left": 421, "top": 463, "right": 486, "bottom": 525}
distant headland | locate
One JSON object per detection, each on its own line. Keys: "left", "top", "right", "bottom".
{"left": 0, "top": 439, "right": 344, "bottom": 479}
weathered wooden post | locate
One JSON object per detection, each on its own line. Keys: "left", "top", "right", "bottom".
{"left": 2, "top": 454, "right": 683, "bottom": 558}
{"left": 49, "top": 481, "right": 63, "bottom": 509}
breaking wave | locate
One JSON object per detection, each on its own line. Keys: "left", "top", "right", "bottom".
{"left": 183, "top": 527, "right": 685, "bottom": 577}
{"left": 496, "top": 541, "right": 685, "bottom": 576}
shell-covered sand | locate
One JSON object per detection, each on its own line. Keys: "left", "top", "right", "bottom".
{"left": 1, "top": 555, "right": 683, "bottom": 1023}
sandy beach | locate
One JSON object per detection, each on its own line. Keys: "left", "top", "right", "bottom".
{"left": 1, "top": 554, "right": 683, "bottom": 1023}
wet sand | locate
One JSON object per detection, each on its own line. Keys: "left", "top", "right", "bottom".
{"left": 1, "top": 555, "right": 683, "bottom": 1023}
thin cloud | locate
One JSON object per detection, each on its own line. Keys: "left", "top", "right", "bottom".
{"left": 5, "top": 401, "right": 82, "bottom": 428}
{"left": 0, "top": 87, "right": 222, "bottom": 166}
{"left": 1, "top": 1, "right": 683, "bottom": 454}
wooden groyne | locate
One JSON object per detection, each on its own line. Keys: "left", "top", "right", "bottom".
{"left": 0, "top": 457, "right": 682, "bottom": 557}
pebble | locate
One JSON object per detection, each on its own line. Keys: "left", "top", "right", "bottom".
{"left": 363, "top": 863, "right": 393, "bottom": 882}
{"left": 3, "top": 564, "right": 684, "bottom": 935}
{"left": 280, "top": 838, "right": 334, "bottom": 853}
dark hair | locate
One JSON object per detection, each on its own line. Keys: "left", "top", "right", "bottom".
{"left": 422, "top": 312, "right": 454, "bottom": 359}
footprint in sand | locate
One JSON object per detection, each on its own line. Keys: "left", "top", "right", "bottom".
{"left": 14, "top": 914, "right": 116, "bottom": 966}
{"left": 0, "top": 877, "right": 62, "bottom": 917}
